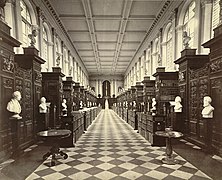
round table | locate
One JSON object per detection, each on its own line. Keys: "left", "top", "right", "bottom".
{"left": 155, "top": 130, "right": 183, "bottom": 165}
{"left": 37, "top": 129, "right": 71, "bottom": 166}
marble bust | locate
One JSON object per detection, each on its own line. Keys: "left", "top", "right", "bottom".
{"left": 62, "top": 99, "right": 67, "bottom": 116}
{"left": 174, "top": 96, "right": 182, "bottom": 113}
{"left": 202, "top": 96, "right": 214, "bottom": 118}
{"left": 39, "top": 97, "right": 47, "bottom": 113}
{"left": 7, "top": 91, "right": 22, "bottom": 119}
{"left": 80, "top": 100, "right": 83, "bottom": 109}
{"left": 151, "top": 98, "right": 157, "bottom": 115}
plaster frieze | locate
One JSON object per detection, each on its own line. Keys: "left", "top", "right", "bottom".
{"left": 175, "top": 24, "right": 183, "bottom": 32}
{"left": 200, "top": 0, "right": 213, "bottom": 7}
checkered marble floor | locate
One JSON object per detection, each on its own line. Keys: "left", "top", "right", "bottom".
{"left": 26, "top": 110, "right": 212, "bottom": 180}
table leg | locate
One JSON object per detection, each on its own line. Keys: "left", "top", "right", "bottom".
{"left": 51, "top": 154, "right": 56, "bottom": 166}
{"left": 162, "top": 137, "right": 178, "bottom": 165}
{"left": 43, "top": 152, "right": 51, "bottom": 161}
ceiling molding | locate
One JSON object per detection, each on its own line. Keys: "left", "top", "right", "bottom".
{"left": 81, "top": 0, "right": 101, "bottom": 72}
{"left": 43, "top": 0, "right": 88, "bottom": 74}
{"left": 111, "top": 0, "right": 133, "bottom": 72}
{"left": 125, "top": 0, "right": 172, "bottom": 72}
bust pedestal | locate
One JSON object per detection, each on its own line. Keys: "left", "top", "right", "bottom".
{"left": 203, "top": 118, "right": 213, "bottom": 153}
{"left": 172, "top": 112, "right": 182, "bottom": 132}
{"left": 10, "top": 117, "right": 22, "bottom": 156}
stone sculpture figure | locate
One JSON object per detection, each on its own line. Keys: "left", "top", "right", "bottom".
{"left": 62, "top": 99, "right": 67, "bottom": 116}
{"left": 151, "top": 98, "right": 157, "bottom": 115}
{"left": 7, "top": 91, "right": 22, "bottom": 119}
{"left": 202, "top": 96, "right": 214, "bottom": 118}
{"left": 39, "top": 97, "right": 47, "bottom": 113}
{"left": 183, "top": 31, "right": 191, "bottom": 49}
{"left": 174, "top": 96, "right": 182, "bottom": 113}
{"left": 80, "top": 100, "right": 83, "bottom": 109}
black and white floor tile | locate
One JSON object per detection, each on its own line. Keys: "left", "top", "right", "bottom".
{"left": 26, "top": 110, "right": 212, "bottom": 180}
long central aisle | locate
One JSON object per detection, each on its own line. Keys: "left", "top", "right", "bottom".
{"left": 27, "top": 110, "right": 212, "bottom": 180}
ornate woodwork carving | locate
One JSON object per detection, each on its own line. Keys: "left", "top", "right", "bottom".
{"left": 210, "top": 58, "right": 222, "bottom": 73}
{"left": 3, "top": 77, "right": 13, "bottom": 88}
{"left": 189, "top": 64, "right": 209, "bottom": 144}
{"left": 2, "top": 55, "right": 14, "bottom": 72}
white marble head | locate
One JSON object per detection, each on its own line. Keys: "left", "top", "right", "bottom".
{"left": 40, "top": 97, "right": 46, "bottom": 103}
{"left": 203, "top": 96, "right": 212, "bottom": 107}
{"left": 175, "top": 96, "right": 181, "bottom": 103}
{"left": 174, "top": 96, "right": 182, "bottom": 112}
{"left": 12, "top": 91, "right": 22, "bottom": 101}
{"left": 202, "top": 96, "right": 214, "bottom": 118}
{"left": 62, "top": 98, "right": 67, "bottom": 103}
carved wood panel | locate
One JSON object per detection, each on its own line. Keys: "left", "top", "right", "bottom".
{"left": 14, "top": 65, "right": 33, "bottom": 150}
{"left": 211, "top": 78, "right": 222, "bottom": 153}
{"left": 189, "top": 65, "right": 209, "bottom": 144}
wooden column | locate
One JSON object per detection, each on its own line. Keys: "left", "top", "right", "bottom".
{"left": 73, "top": 82, "right": 81, "bottom": 111}
{"left": 175, "top": 49, "right": 209, "bottom": 138}
{"left": 153, "top": 67, "right": 178, "bottom": 127}
{"left": 63, "top": 77, "right": 74, "bottom": 116}
{"left": 15, "top": 47, "right": 45, "bottom": 135}
{"left": 142, "top": 76, "right": 155, "bottom": 113}
{"left": 42, "top": 67, "right": 65, "bottom": 128}
{"left": 0, "top": 19, "right": 20, "bottom": 160}
{"left": 203, "top": 24, "right": 222, "bottom": 155}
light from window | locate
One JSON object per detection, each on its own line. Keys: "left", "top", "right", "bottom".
{"left": 183, "top": 1, "right": 195, "bottom": 48}
{"left": 20, "top": 0, "right": 32, "bottom": 46}
{"left": 166, "top": 26, "right": 173, "bottom": 71}
{"left": 212, "top": 0, "right": 220, "bottom": 34}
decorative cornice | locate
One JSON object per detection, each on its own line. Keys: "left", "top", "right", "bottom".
{"left": 200, "top": 0, "right": 213, "bottom": 7}
{"left": 6, "top": 0, "right": 16, "bottom": 5}
{"left": 126, "top": 0, "right": 171, "bottom": 72}
{"left": 43, "top": 0, "right": 87, "bottom": 72}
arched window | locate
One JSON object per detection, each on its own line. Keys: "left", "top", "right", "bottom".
{"left": 147, "top": 48, "right": 151, "bottom": 75}
{"left": 152, "top": 38, "right": 159, "bottom": 74}
{"left": 211, "top": 0, "right": 220, "bottom": 35}
{"left": 20, "top": 0, "right": 32, "bottom": 46}
{"left": 166, "top": 25, "right": 174, "bottom": 71}
{"left": 183, "top": 1, "right": 195, "bottom": 48}
{"left": 55, "top": 38, "right": 62, "bottom": 67}
{"left": 42, "top": 26, "right": 48, "bottom": 62}
{"left": 63, "top": 48, "right": 67, "bottom": 74}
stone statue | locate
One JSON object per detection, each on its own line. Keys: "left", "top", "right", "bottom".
{"left": 80, "top": 100, "right": 83, "bottom": 109}
{"left": 174, "top": 96, "right": 182, "bottom": 113}
{"left": 202, "top": 96, "right": 214, "bottom": 118}
{"left": 7, "top": 91, "right": 22, "bottom": 119}
{"left": 151, "top": 98, "right": 157, "bottom": 115}
{"left": 183, "top": 31, "right": 191, "bottom": 49}
{"left": 28, "top": 26, "right": 38, "bottom": 47}
{"left": 56, "top": 54, "right": 60, "bottom": 66}
{"left": 39, "top": 97, "right": 47, "bottom": 113}
{"left": 0, "top": 0, "right": 6, "bottom": 22}
{"left": 61, "top": 99, "right": 67, "bottom": 116}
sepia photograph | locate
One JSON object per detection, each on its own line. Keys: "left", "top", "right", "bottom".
{"left": 0, "top": 0, "right": 222, "bottom": 179}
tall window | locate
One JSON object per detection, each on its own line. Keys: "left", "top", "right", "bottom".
{"left": 63, "top": 48, "right": 67, "bottom": 74}
{"left": 183, "top": 1, "right": 195, "bottom": 48}
{"left": 42, "top": 27, "right": 48, "bottom": 64}
{"left": 166, "top": 25, "right": 174, "bottom": 71}
{"left": 20, "top": 0, "right": 32, "bottom": 46}
{"left": 147, "top": 49, "right": 151, "bottom": 75}
{"left": 212, "top": 0, "right": 220, "bottom": 35}
{"left": 153, "top": 39, "right": 159, "bottom": 73}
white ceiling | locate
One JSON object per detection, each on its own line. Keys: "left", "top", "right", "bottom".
{"left": 49, "top": 0, "right": 166, "bottom": 75}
